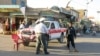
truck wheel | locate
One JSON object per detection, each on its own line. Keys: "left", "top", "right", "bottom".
{"left": 23, "top": 41, "right": 30, "bottom": 46}
{"left": 58, "top": 34, "right": 64, "bottom": 43}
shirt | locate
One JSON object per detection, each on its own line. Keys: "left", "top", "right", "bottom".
{"left": 19, "top": 24, "right": 25, "bottom": 29}
{"left": 68, "top": 26, "right": 76, "bottom": 37}
{"left": 34, "top": 22, "right": 48, "bottom": 34}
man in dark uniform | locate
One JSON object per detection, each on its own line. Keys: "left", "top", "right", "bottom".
{"left": 66, "top": 23, "right": 78, "bottom": 52}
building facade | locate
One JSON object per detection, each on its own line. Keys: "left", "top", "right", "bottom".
{"left": 0, "top": 0, "right": 26, "bottom": 5}
{"left": 0, "top": 0, "right": 26, "bottom": 34}
{"left": 77, "top": 9, "right": 86, "bottom": 20}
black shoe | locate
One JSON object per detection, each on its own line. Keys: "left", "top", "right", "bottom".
{"left": 45, "top": 52, "right": 49, "bottom": 55}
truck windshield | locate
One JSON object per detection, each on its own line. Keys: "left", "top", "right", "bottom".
{"left": 44, "top": 22, "right": 50, "bottom": 28}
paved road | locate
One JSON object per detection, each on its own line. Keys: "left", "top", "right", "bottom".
{"left": 0, "top": 33, "right": 100, "bottom": 56}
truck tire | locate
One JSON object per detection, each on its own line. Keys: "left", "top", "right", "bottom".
{"left": 58, "top": 34, "right": 64, "bottom": 43}
{"left": 23, "top": 41, "right": 30, "bottom": 46}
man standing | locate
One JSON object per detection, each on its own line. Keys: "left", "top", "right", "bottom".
{"left": 19, "top": 20, "right": 25, "bottom": 30}
{"left": 34, "top": 17, "right": 49, "bottom": 55}
{"left": 83, "top": 25, "right": 87, "bottom": 34}
{"left": 66, "top": 23, "right": 78, "bottom": 52}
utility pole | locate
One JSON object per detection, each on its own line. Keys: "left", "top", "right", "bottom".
{"left": 66, "top": 0, "right": 72, "bottom": 8}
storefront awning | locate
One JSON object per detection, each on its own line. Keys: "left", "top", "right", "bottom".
{"left": 0, "top": 5, "right": 20, "bottom": 8}
{"left": 0, "top": 5, "right": 20, "bottom": 12}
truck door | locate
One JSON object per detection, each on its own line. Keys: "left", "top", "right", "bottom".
{"left": 54, "top": 22, "right": 61, "bottom": 38}
{"left": 49, "top": 22, "right": 61, "bottom": 39}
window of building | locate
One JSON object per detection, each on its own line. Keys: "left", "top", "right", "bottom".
{"left": 12, "top": 0, "right": 16, "bottom": 5}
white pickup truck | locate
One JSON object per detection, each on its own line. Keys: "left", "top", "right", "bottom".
{"left": 18, "top": 19, "right": 67, "bottom": 46}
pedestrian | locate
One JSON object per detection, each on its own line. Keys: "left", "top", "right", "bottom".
{"left": 34, "top": 17, "right": 49, "bottom": 55}
{"left": 66, "top": 23, "right": 78, "bottom": 52}
{"left": 83, "top": 25, "right": 87, "bottom": 34}
{"left": 25, "top": 19, "right": 32, "bottom": 28}
{"left": 19, "top": 20, "right": 25, "bottom": 30}
{"left": 0, "top": 22, "right": 3, "bottom": 33}
{"left": 92, "top": 25, "right": 97, "bottom": 36}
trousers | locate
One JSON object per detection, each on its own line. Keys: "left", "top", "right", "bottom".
{"left": 67, "top": 35, "right": 75, "bottom": 49}
{"left": 35, "top": 33, "right": 48, "bottom": 53}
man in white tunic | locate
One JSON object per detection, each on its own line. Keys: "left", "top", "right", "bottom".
{"left": 34, "top": 17, "right": 49, "bottom": 55}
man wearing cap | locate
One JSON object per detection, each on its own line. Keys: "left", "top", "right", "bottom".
{"left": 34, "top": 17, "right": 49, "bottom": 55}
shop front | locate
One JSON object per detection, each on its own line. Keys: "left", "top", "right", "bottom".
{"left": 0, "top": 5, "right": 21, "bottom": 34}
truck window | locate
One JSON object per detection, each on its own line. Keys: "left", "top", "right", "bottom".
{"left": 55, "top": 22, "right": 61, "bottom": 28}
{"left": 56, "top": 22, "right": 64, "bottom": 28}
{"left": 51, "top": 23, "right": 55, "bottom": 29}
{"left": 59, "top": 23, "right": 64, "bottom": 28}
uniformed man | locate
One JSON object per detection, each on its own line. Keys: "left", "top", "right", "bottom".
{"left": 34, "top": 17, "right": 49, "bottom": 55}
{"left": 66, "top": 23, "right": 78, "bottom": 52}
